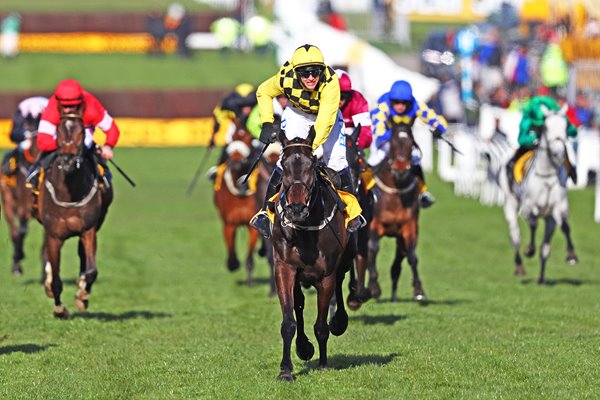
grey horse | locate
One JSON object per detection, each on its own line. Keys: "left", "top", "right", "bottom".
{"left": 498, "top": 104, "right": 578, "bottom": 284}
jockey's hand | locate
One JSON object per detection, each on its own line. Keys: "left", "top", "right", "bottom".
{"left": 208, "top": 135, "right": 216, "bottom": 150}
{"left": 432, "top": 127, "right": 444, "bottom": 139}
{"left": 24, "top": 130, "right": 33, "bottom": 139}
{"left": 259, "top": 122, "right": 276, "bottom": 145}
{"left": 100, "top": 145, "right": 114, "bottom": 160}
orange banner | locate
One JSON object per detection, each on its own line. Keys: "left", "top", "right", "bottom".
{"left": 18, "top": 33, "right": 178, "bottom": 53}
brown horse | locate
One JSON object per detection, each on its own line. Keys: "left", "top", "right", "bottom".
{"left": 213, "top": 121, "right": 260, "bottom": 283}
{"left": 37, "top": 109, "right": 113, "bottom": 319}
{"left": 271, "top": 128, "right": 352, "bottom": 381}
{"left": 367, "top": 123, "right": 426, "bottom": 302}
{"left": 0, "top": 116, "right": 40, "bottom": 275}
{"left": 255, "top": 142, "right": 281, "bottom": 297}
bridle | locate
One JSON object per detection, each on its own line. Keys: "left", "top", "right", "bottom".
{"left": 56, "top": 113, "right": 85, "bottom": 171}
{"left": 374, "top": 128, "right": 417, "bottom": 195}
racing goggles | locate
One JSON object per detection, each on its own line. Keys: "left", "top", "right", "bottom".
{"left": 297, "top": 66, "right": 324, "bottom": 79}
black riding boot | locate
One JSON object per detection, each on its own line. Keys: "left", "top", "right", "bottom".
{"left": 338, "top": 167, "right": 363, "bottom": 233}
{"left": 206, "top": 146, "right": 229, "bottom": 181}
{"left": 250, "top": 166, "right": 282, "bottom": 239}
{"left": 412, "top": 164, "right": 435, "bottom": 208}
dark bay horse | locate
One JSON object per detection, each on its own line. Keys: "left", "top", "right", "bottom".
{"left": 368, "top": 123, "right": 426, "bottom": 302}
{"left": 271, "top": 128, "right": 352, "bottom": 381}
{"left": 0, "top": 115, "right": 40, "bottom": 275}
{"left": 213, "top": 122, "right": 260, "bottom": 284}
{"left": 255, "top": 142, "right": 281, "bottom": 297}
{"left": 36, "top": 110, "right": 112, "bottom": 319}
{"left": 342, "top": 126, "right": 375, "bottom": 310}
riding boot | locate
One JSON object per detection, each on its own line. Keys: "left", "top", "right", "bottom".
{"left": 91, "top": 150, "right": 112, "bottom": 190}
{"left": 1, "top": 148, "right": 18, "bottom": 176}
{"left": 339, "top": 167, "right": 363, "bottom": 233}
{"left": 412, "top": 164, "right": 435, "bottom": 208}
{"left": 250, "top": 166, "right": 282, "bottom": 239}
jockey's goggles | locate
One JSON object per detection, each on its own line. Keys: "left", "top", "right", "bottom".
{"left": 297, "top": 66, "right": 324, "bottom": 79}
{"left": 57, "top": 96, "right": 84, "bottom": 106}
{"left": 390, "top": 99, "right": 412, "bottom": 106}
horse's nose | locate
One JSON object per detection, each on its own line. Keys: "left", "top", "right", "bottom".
{"left": 287, "top": 203, "right": 308, "bottom": 221}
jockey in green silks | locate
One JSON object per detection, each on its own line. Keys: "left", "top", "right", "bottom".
{"left": 507, "top": 95, "right": 578, "bottom": 184}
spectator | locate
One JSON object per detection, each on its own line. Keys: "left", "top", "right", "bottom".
{"left": 146, "top": 11, "right": 166, "bottom": 55}
{"left": 164, "top": 3, "right": 191, "bottom": 58}
{"left": 1, "top": 12, "right": 20, "bottom": 58}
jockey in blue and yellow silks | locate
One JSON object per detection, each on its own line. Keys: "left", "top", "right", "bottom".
{"left": 368, "top": 80, "right": 448, "bottom": 208}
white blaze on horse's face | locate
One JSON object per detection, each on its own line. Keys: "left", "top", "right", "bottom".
{"left": 541, "top": 105, "right": 568, "bottom": 167}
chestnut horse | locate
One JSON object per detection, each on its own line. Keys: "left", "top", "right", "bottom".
{"left": 367, "top": 123, "right": 426, "bottom": 302}
{"left": 271, "top": 128, "right": 352, "bottom": 381}
{"left": 37, "top": 110, "right": 113, "bottom": 319}
{"left": 0, "top": 115, "right": 40, "bottom": 275}
{"left": 213, "top": 121, "right": 260, "bottom": 284}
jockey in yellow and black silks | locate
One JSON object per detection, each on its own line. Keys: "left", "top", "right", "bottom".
{"left": 368, "top": 80, "right": 448, "bottom": 208}
{"left": 249, "top": 44, "right": 362, "bottom": 239}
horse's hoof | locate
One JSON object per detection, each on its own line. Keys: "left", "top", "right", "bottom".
{"left": 11, "top": 264, "right": 23, "bottom": 276}
{"left": 347, "top": 297, "right": 362, "bottom": 311}
{"left": 53, "top": 305, "right": 70, "bottom": 320}
{"left": 514, "top": 265, "right": 526, "bottom": 276}
{"left": 524, "top": 247, "right": 535, "bottom": 258}
{"left": 277, "top": 373, "right": 295, "bottom": 382}
{"left": 369, "top": 281, "right": 381, "bottom": 299}
{"left": 414, "top": 292, "right": 427, "bottom": 302}
{"left": 74, "top": 298, "right": 88, "bottom": 312}
{"left": 44, "top": 283, "right": 54, "bottom": 298}
{"left": 296, "top": 339, "right": 314, "bottom": 361}
{"left": 226, "top": 258, "right": 240, "bottom": 272}
{"left": 258, "top": 246, "right": 267, "bottom": 257}
{"left": 566, "top": 254, "right": 578, "bottom": 265}
{"left": 329, "top": 312, "right": 348, "bottom": 336}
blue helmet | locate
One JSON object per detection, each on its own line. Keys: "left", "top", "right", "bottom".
{"left": 389, "top": 80, "right": 413, "bottom": 102}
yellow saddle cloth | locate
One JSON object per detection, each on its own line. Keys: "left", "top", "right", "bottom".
{"left": 265, "top": 190, "right": 362, "bottom": 228}
{"left": 513, "top": 150, "right": 534, "bottom": 184}
{"left": 213, "top": 163, "right": 258, "bottom": 194}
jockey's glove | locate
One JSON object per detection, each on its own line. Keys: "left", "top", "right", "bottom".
{"left": 259, "top": 122, "right": 276, "bottom": 144}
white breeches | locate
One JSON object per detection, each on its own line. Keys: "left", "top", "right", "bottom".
{"left": 277, "top": 106, "right": 347, "bottom": 171}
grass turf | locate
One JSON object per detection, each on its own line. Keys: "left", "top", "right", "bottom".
{"left": 0, "top": 147, "right": 598, "bottom": 399}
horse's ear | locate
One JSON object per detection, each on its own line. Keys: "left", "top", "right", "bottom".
{"left": 540, "top": 104, "right": 550, "bottom": 117}
{"left": 278, "top": 128, "right": 287, "bottom": 146}
{"left": 559, "top": 103, "right": 568, "bottom": 116}
{"left": 307, "top": 125, "right": 316, "bottom": 146}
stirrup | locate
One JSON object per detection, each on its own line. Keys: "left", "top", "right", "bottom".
{"left": 347, "top": 215, "right": 366, "bottom": 233}
{"left": 250, "top": 210, "right": 272, "bottom": 239}
{"left": 419, "top": 191, "right": 436, "bottom": 208}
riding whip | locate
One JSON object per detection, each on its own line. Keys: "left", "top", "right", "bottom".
{"left": 108, "top": 159, "right": 137, "bottom": 187}
{"left": 437, "top": 134, "right": 463, "bottom": 156}
{"left": 185, "top": 147, "right": 213, "bottom": 196}
{"left": 237, "top": 131, "right": 277, "bottom": 185}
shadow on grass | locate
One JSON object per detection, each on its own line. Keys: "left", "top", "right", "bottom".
{"left": 374, "top": 297, "right": 469, "bottom": 307}
{"left": 520, "top": 278, "right": 593, "bottom": 286}
{"left": 235, "top": 277, "right": 273, "bottom": 286}
{"left": 72, "top": 310, "right": 172, "bottom": 321}
{"left": 349, "top": 314, "right": 407, "bottom": 325}
{"left": 297, "top": 352, "right": 399, "bottom": 375}
{"left": 0, "top": 344, "right": 57, "bottom": 355}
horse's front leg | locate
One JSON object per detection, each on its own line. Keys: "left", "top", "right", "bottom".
{"left": 223, "top": 223, "right": 240, "bottom": 272}
{"left": 75, "top": 229, "right": 98, "bottom": 312}
{"left": 331, "top": 253, "right": 350, "bottom": 336}
{"left": 390, "top": 236, "right": 405, "bottom": 303}
{"left": 314, "top": 274, "right": 335, "bottom": 370}
{"left": 294, "top": 279, "right": 314, "bottom": 361}
{"left": 275, "top": 261, "right": 297, "bottom": 381}
{"left": 13, "top": 217, "right": 29, "bottom": 275}
{"left": 347, "top": 229, "right": 372, "bottom": 310}
{"left": 560, "top": 219, "right": 578, "bottom": 264}
{"left": 45, "top": 234, "right": 68, "bottom": 319}
{"left": 503, "top": 202, "right": 524, "bottom": 276}
{"left": 367, "top": 231, "right": 382, "bottom": 299}
{"left": 539, "top": 216, "right": 557, "bottom": 285}
{"left": 245, "top": 225, "right": 259, "bottom": 287}
{"left": 525, "top": 214, "right": 538, "bottom": 258}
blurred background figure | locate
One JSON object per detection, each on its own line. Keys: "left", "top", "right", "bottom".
{"left": 244, "top": 14, "right": 273, "bottom": 54}
{"left": 164, "top": 2, "right": 191, "bottom": 58}
{"left": 211, "top": 16, "right": 241, "bottom": 53}
{"left": 317, "top": 0, "right": 347, "bottom": 31}
{"left": 1, "top": 12, "right": 21, "bottom": 58}
{"left": 146, "top": 10, "right": 166, "bottom": 56}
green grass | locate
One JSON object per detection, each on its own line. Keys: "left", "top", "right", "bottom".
{"left": 0, "top": 51, "right": 278, "bottom": 92}
{"left": 0, "top": 147, "right": 598, "bottom": 399}
{"left": 0, "top": 0, "right": 214, "bottom": 13}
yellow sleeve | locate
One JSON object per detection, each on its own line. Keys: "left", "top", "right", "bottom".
{"left": 313, "top": 75, "right": 340, "bottom": 149}
{"left": 256, "top": 74, "right": 284, "bottom": 125}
